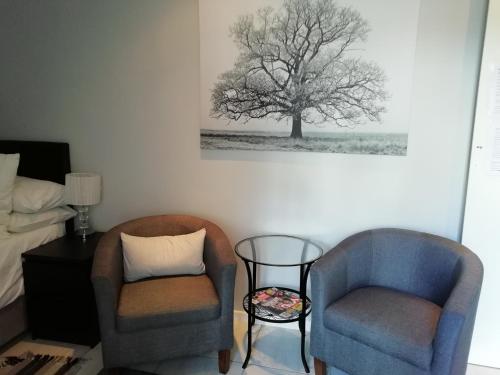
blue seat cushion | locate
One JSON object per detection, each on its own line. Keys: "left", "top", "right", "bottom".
{"left": 324, "top": 286, "right": 441, "bottom": 370}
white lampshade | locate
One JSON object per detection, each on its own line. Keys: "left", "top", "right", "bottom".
{"left": 65, "top": 173, "right": 101, "bottom": 206}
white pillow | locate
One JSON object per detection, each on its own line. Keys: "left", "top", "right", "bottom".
{"left": 0, "top": 154, "right": 20, "bottom": 235}
{"left": 121, "top": 228, "right": 206, "bottom": 282}
{"left": 12, "top": 176, "right": 65, "bottom": 214}
{"left": 0, "top": 226, "right": 10, "bottom": 239}
{"left": 8, "top": 206, "right": 76, "bottom": 233}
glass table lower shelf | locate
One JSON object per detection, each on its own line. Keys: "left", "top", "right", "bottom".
{"left": 243, "top": 286, "right": 312, "bottom": 323}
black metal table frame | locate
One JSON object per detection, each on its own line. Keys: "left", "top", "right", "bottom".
{"left": 235, "top": 235, "right": 321, "bottom": 373}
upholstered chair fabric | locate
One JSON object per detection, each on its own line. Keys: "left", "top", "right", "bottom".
{"left": 311, "top": 228, "right": 483, "bottom": 375}
{"left": 91, "top": 215, "right": 236, "bottom": 369}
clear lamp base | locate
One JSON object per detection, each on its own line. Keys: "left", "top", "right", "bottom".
{"left": 75, "top": 205, "right": 94, "bottom": 242}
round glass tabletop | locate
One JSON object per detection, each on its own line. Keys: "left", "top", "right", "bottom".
{"left": 234, "top": 235, "right": 323, "bottom": 266}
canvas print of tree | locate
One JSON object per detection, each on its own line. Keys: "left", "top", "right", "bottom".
{"left": 200, "top": 0, "right": 420, "bottom": 155}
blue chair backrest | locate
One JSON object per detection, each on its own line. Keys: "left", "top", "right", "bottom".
{"left": 341, "top": 229, "right": 462, "bottom": 306}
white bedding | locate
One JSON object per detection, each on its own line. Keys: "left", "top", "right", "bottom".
{"left": 0, "top": 223, "right": 65, "bottom": 309}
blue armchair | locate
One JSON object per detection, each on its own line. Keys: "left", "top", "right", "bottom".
{"left": 310, "top": 229, "right": 483, "bottom": 375}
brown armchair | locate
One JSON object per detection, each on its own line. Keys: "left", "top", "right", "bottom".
{"left": 91, "top": 215, "right": 236, "bottom": 373}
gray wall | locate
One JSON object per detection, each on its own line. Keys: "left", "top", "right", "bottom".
{"left": 0, "top": 0, "right": 487, "bottom": 305}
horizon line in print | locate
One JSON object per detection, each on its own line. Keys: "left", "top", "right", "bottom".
{"left": 201, "top": 129, "right": 408, "bottom": 156}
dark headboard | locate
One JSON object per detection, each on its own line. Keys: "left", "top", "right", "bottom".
{"left": 0, "top": 140, "right": 70, "bottom": 184}
{"left": 0, "top": 140, "right": 73, "bottom": 233}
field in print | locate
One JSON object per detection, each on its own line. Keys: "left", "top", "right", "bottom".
{"left": 201, "top": 130, "right": 408, "bottom": 156}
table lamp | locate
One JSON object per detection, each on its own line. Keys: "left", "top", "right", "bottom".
{"left": 65, "top": 173, "right": 101, "bottom": 241}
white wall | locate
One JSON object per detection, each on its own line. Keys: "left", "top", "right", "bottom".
{"left": 0, "top": 0, "right": 487, "bottom": 307}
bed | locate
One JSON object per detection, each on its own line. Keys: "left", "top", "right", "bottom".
{"left": 0, "top": 140, "right": 72, "bottom": 347}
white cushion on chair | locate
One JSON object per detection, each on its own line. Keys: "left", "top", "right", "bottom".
{"left": 121, "top": 228, "right": 206, "bottom": 282}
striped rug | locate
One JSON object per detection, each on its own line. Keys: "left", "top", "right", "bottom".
{"left": 0, "top": 340, "right": 89, "bottom": 375}
{"left": 0, "top": 351, "right": 80, "bottom": 374}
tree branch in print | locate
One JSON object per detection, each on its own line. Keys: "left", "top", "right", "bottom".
{"left": 211, "top": 0, "right": 388, "bottom": 138}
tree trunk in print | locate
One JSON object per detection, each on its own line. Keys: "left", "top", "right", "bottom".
{"left": 290, "top": 113, "right": 303, "bottom": 138}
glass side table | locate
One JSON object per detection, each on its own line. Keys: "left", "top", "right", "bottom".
{"left": 235, "top": 235, "right": 323, "bottom": 373}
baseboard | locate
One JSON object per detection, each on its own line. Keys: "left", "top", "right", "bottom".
{"left": 234, "top": 309, "right": 311, "bottom": 332}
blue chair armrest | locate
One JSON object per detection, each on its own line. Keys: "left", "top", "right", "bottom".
{"left": 311, "top": 247, "right": 349, "bottom": 316}
{"left": 432, "top": 250, "right": 483, "bottom": 374}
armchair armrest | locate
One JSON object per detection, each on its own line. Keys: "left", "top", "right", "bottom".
{"left": 310, "top": 243, "right": 350, "bottom": 360}
{"left": 311, "top": 246, "right": 348, "bottom": 327}
{"left": 91, "top": 228, "right": 124, "bottom": 336}
{"left": 310, "top": 230, "right": 375, "bottom": 340}
{"left": 203, "top": 222, "right": 237, "bottom": 319}
{"left": 311, "top": 230, "right": 374, "bottom": 312}
{"left": 433, "top": 250, "right": 483, "bottom": 374}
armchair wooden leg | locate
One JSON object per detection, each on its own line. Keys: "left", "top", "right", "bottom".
{"left": 314, "top": 357, "right": 327, "bottom": 375}
{"left": 218, "top": 349, "right": 230, "bottom": 374}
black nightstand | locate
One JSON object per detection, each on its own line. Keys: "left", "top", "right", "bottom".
{"left": 22, "top": 232, "right": 103, "bottom": 347}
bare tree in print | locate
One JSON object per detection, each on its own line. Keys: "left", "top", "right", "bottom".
{"left": 211, "top": 0, "right": 388, "bottom": 138}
